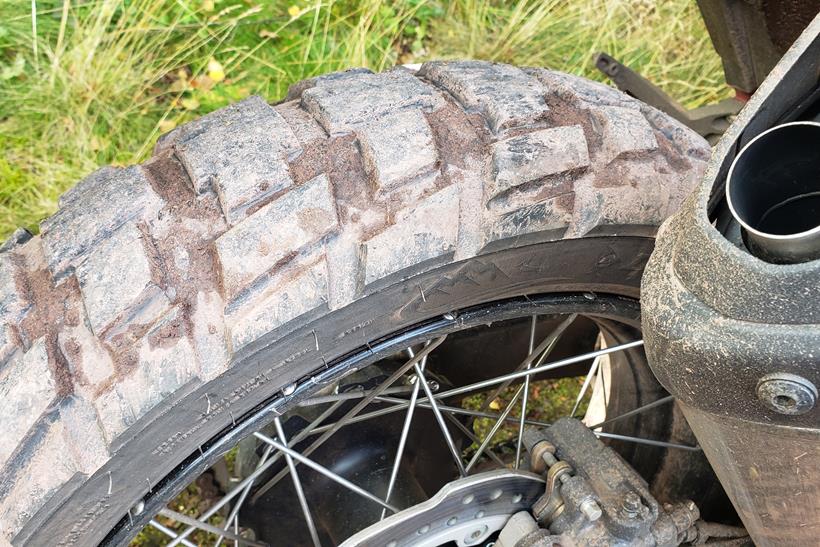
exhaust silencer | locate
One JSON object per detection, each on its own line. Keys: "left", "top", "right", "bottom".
{"left": 726, "top": 121, "right": 820, "bottom": 264}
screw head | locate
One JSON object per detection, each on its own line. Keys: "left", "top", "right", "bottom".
{"left": 443, "top": 311, "right": 458, "bottom": 321}
{"left": 757, "top": 373, "right": 817, "bottom": 415}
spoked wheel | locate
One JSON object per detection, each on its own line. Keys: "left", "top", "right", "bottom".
{"left": 0, "top": 61, "right": 716, "bottom": 546}
{"left": 131, "top": 294, "right": 697, "bottom": 547}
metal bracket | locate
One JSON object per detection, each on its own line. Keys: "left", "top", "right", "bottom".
{"left": 595, "top": 52, "right": 742, "bottom": 144}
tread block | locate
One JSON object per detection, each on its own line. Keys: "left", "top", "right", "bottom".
{"left": 641, "top": 108, "right": 711, "bottom": 162}
{"left": 93, "top": 384, "right": 136, "bottom": 445}
{"left": 527, "top": 68, "right": 710, "bottom": 163}
{"left": 0, "top": 325, "right": 16, "bottom": 368}
{"left": 597, "top": 162, "right": 676, "bottom": 223}
{"left": 0, "top": 254, "right": 30, "bottom": 365}
{"left": 285, "top": 67, "right": 373, "bottom": 102}
{"left": 594, "top": 106, "right": 658, "bottom": 163}
{"left": 94, "top": 306, "right": 198, "bottom": 443}
{"left": 420, "top": 61, "right": 549, "bottom": 134}
{"left": 301, "top": 70, "right": 445, "bottom": 135}
{"left": 357, "top": 109, "right": 439, "bottom": 192}
{"left": 215, "top": 157, "right": 293, "bottom": 227}
{"left": 76, "top": 222, "right": 170, "bottom": 336}
{"left": 123, "top": 307, "right": 198, "bottom": 419}
{"left": 0, "top": 228, "right": 33, "bottom": 253}
{"left": 0, "top": 420, "right": 76, "bottom": 542}
{"left": 0, "top": 397, "right": 108, "bottom": 543}
{"left": 58, "top": 396, "right": 110, "bottom": 473}
{"left": 41, "top": 166, "right": 163, "bottom": 279}
{"left": 215, "top": 174, "right": 338, "bottom": 303}
{"left": 0, "top": 338, "right": 54, "bottom": 468}
{"left": 191, "top": 291, "right": 230, "bottom": 381}
{"left": 526, "top": 68, "right": 639, "bottom": 109}
{"left": 165, "top": 96, "right": 301, "bottom": 225}
{"left": 488, "top": 194, "right": 574, "bottom": 243}
{"left": 363, "top": 184, "right": 460, "bottom": 285}
{"left": 275, "top": 100, "right": 329, "bottom": 143}
{"left": 228, "top": 258, "right": 328, "bottom": 350}
{"left": 490, "top": 125, "right": 590, "bottom": 199}
{"left": 58, "top": 322, "right": 115, "bottom": 389}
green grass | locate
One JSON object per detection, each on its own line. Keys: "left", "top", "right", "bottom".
{"left": 462, "top": 376, "right": 590, "bottom": 459}
{"left": 0, "top": 0, "right": 726, "bottom": 240}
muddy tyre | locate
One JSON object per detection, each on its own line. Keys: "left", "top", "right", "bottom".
{"left": 0, "top": 61, "right": 709, "bottom": 546}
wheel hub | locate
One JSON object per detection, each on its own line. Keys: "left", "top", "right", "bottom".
{"left": 341, "top": 470, "right": 544, "bottom": 547}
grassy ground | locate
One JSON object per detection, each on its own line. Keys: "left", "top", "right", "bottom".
{"left": 0, "top": 0, "right": 727, "bottom": 240}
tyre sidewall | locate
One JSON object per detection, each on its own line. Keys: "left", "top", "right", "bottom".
{"left": 19, "top": 235, "right": 655, "bottom": 546}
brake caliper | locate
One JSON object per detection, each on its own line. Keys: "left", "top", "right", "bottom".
{"left": 497, "top": 418, "right": 700, "bottom": 547}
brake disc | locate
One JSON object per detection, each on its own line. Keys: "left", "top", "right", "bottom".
{"left": 341, "top": 470, "right": 544, "bottom": 547}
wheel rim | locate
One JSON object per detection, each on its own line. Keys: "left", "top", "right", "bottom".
{"left": 121, "top": 294, "right": 695, "bottom": 547}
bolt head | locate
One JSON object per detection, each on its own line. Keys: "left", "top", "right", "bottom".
{"left": 621, "top": 492, "right": 642, "bottom": 518}
{"left": 757, "top": 373, "right": 817, "bottom": 415}
{"left": 624, "top": 492, "right": 641, "bottom": 510}
{"left": 580, "top": 499, "right": 602, "bottom": 521}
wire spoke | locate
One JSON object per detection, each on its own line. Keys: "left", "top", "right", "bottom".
{"left": 376, "top": 394, "right": 699, "bottom": 451}
{"left": 595, "top": 431, "right": 700, "bottom": 451}
{"left": 298, "top": 384, "right": 416, "bottom": 407}
{"left": 445, "top": 414, "right": 507, "bottom": 468}
{"left": 375, "top": 395, "right": 541, "bottom": 426}
{"left": 157, "top": 508, "right": 267, "bottom": 547}
{"left": 435, "top": 339, "right": 644, "bottom": 402}
{"left": 309, "top": 395, "right": 531, "bottom": 435}
{"left": 362, "top": 340, "right": 643, "bottom": 434}
{"left": 570, "top": 354, "right": 601, "bottom": 417}
{"left": 273, "top": 418, "right": 322, "bottom": 546}
{"left": 587, "top": 395, "right": 675, "bottom": 429}
{"left": 250, "top": 336, "right": 447, "bottom": 501}
{"left": 148, "top": 520, "right": 197, "bottom": 547}
{"left": 307, "top": 403, "right": 408, "bottom": 435}
{"left": 515, "top": 315, "right": 537, "bottom": 469}
{"left": 214, "top": 444, "right": 273, "bottom": 547}
{"left": 169, "top": 401, "right": 345, "bottom": 547}
{"left": 379, "top": 349, "right": 427, "bottom": 520}
{"left": 415, "top": 362, "right": 468, "bottom": 476}
{"left": 598, "top": 356, "right": 609, "bottom": 407}
{"left": 466, "top": 382, "right": 525, "bottom": 473}
{"left": 165, "top": 452, "right": 285, "bottom": 547}
{"left": 253, "top": 432, "right": 399, "bottom": 513}
{"left": 478, "top": 313, "right": 578, "bottom": 413}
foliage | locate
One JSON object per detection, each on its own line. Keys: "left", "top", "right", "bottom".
{"left": 0, "top": 0, "right": 725, "bottom": 240}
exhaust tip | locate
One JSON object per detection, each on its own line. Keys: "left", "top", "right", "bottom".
{"left": 726, "top": 121, "right": 820, "bottom": 264}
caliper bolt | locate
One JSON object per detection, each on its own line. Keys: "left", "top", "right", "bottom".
{"left": 621, "top": 492, "right": 642, "bottom": 518}
{"left": 522, "top": 426, "right": 556, "bottom": 473}
{"left": 579, "top": 499, "right": 602, "bottom": 522}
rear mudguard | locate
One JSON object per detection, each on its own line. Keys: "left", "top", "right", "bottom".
{"left": 641, "top": 14, "right": 820, "bottom": 547}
